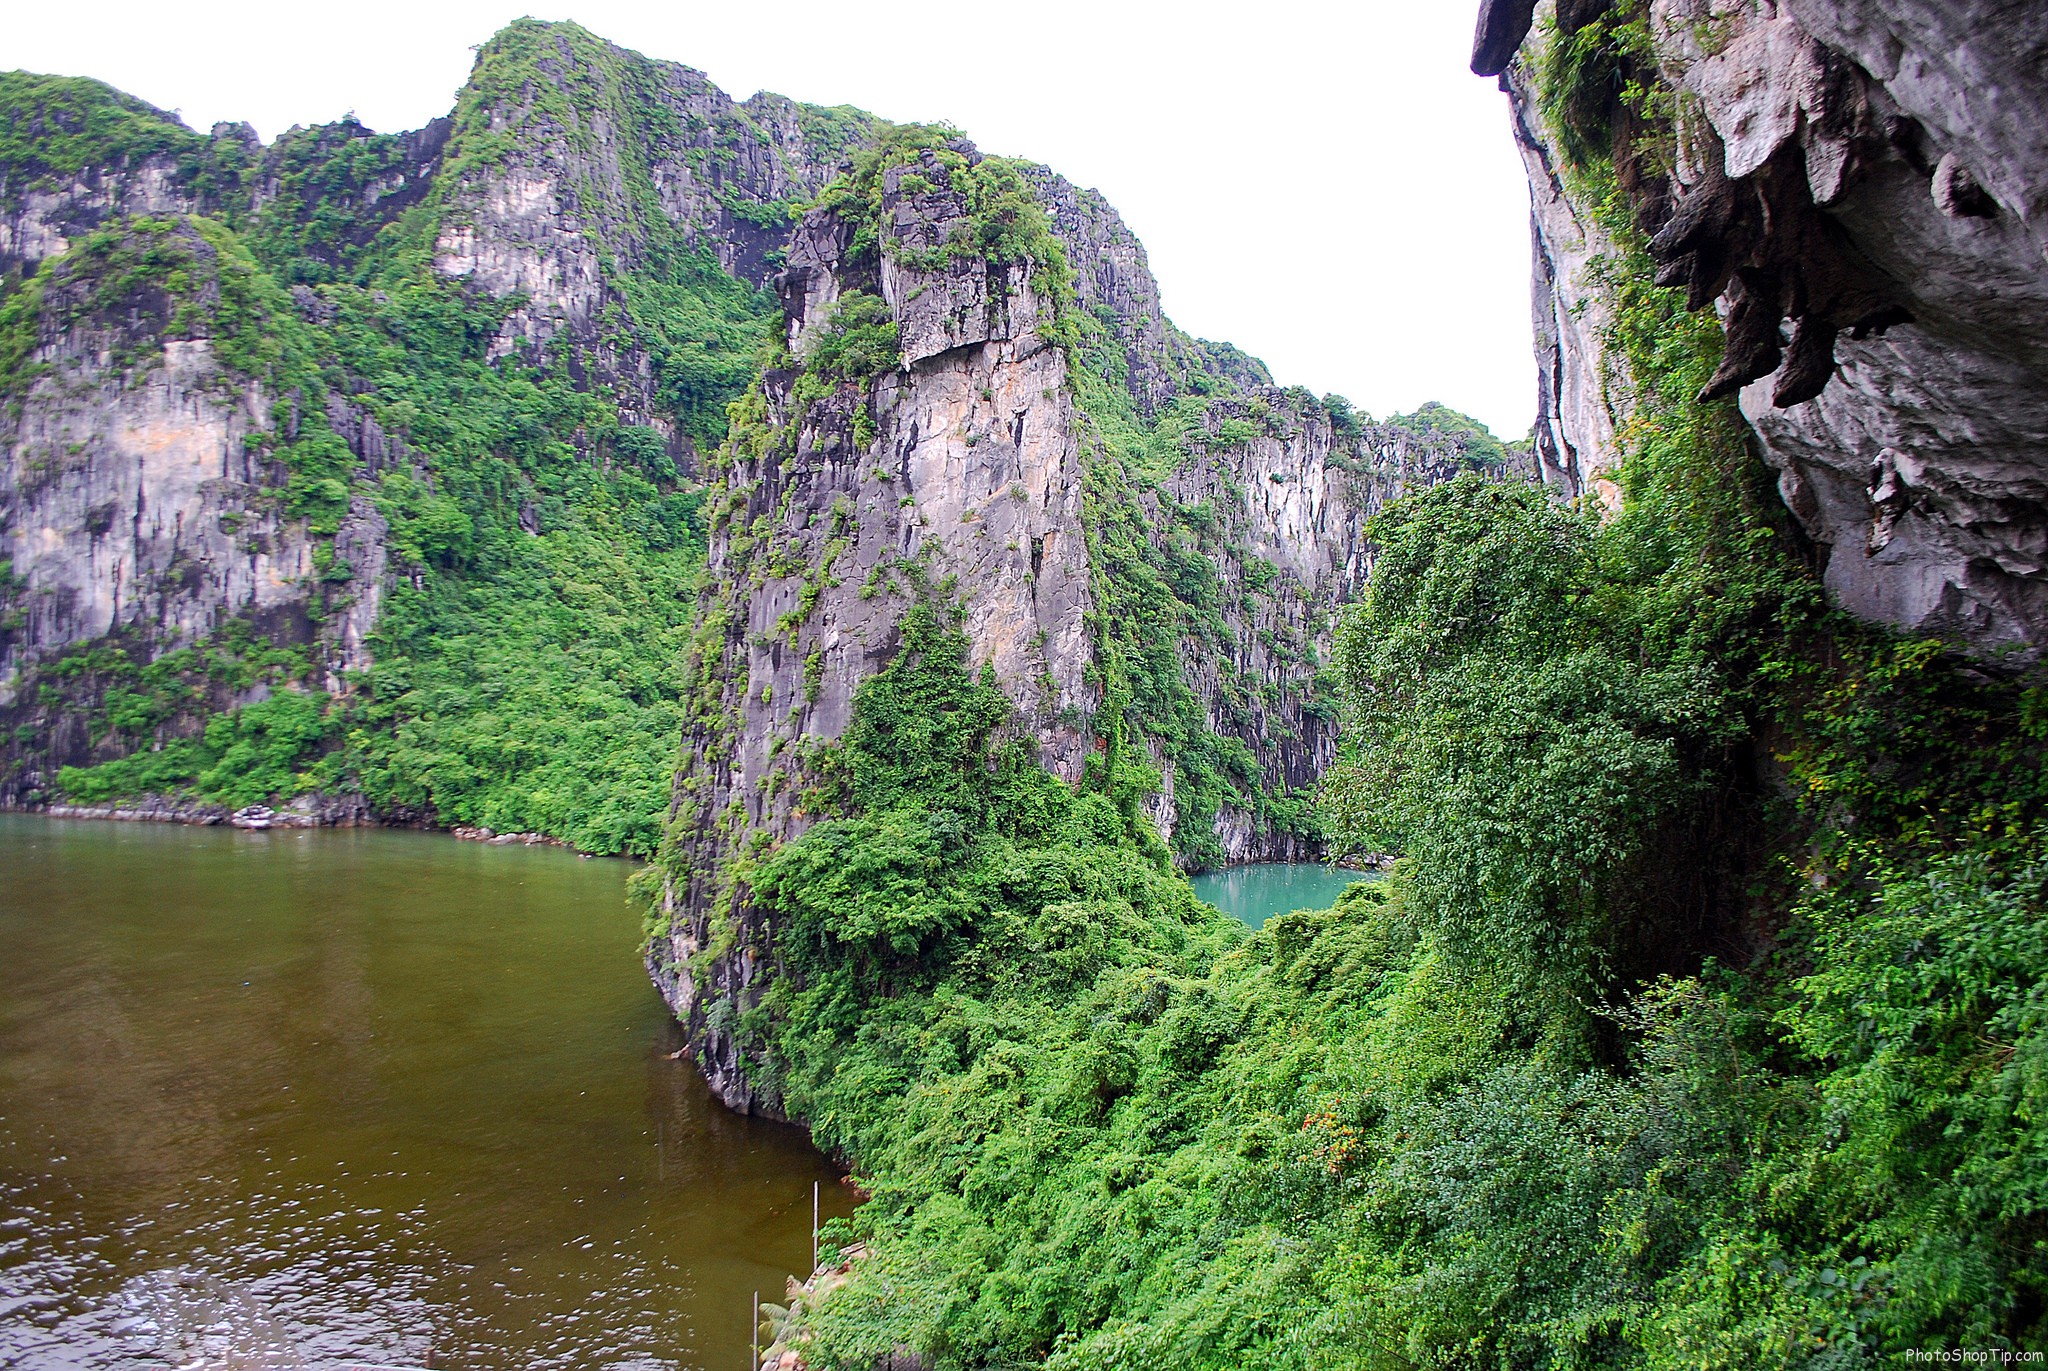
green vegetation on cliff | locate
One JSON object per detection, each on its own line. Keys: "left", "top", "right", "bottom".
{"left": 724, "top": 438, "right": 2043, "bottom": 1366}
{"left": 324, "top": 275, "right": 717, "bottom": 855}
{"left": 739, "top": 395, "right": 2045, "bottom": 1371}
{"left": 11, "top": 19, "right": 2045, "bottom": 1363}
{"left": 706, "top": 10, "right": 2046, "bottom": 1367}
{"left": 9, "top": 22, "right": 808, "bottom": 852}
{"left": 0, "top": 72, "right": 200, "bottom": 196}
{"left": 28, "top": 233, "right": 726, "bottom": 852}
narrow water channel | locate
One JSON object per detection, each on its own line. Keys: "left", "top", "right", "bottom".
{"left": 0, "top": 815, "right": 849, "bottom": 1371}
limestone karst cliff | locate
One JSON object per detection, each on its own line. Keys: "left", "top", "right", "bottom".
{"left": 1, "top": 21, "right": 1523, "bottom": 1163}
{"left": 1484, "top": 0, "right": 2048, "bottom": 662}
{"left": 646, "top": 132, "right": 1484, "bottom": 1110}
{"left": 6, "top": 15, "right": 2045, "bottom": 1365}
{"left": 0, "top": 28, "right": 876, "bottom": 829}
{"left": 2, "top": 26, "right": 1493, "bottom": 948}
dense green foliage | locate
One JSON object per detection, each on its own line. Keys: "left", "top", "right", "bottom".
{"left": 804, "top": 291, "right": 902, "bottom": 382}
{"left": 326, "top": 277, "right": 716, "bottom": 855}
{"left": 42, "top": 626, "right": 343, "bottom": 808}
{"left": 239, "top": 119, "right": 423, "bottom": 286}
{"left": 1330, "top": 475, "right": 1725, "bottom": 985}
{"left": 19, "top": 22, "right": 798, "bottom": 853}
{"left": 16, "top": 18, "right": 2046, "bottom": 1363}
{"left": 59, "top": 688, "right": 340, "bottom": 809}
{"left": 0, "top": 213, "right": 321, "bottom": 398}
{"left": 733, "top": 504, "right": 2041, "bottom": 1367}
{"left": 36, "top": 235, "right": 724, "bottom": 851}
{"left": 0, "top": 72, "right": 201, "bottom": 196}
{"left": 812, "top": 124, "right": 1074, "bottom": 284}
{"left": 1386, "top": 400, "right": 1511, "bottom": 468}
{"left": 712, "top": 8, "right": 2048, "bottom": 1366}
{"left": 744, "top": 408, "right": 2046, "bottom": 1371}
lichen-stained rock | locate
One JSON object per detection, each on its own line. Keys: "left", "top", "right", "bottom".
{"left": 1494, "top": 0, "right": 2048, "bottom": 660}
{"left": 0, "top": 222, "right": 316, "bottom": 700}
{"left": 1144, "top": 397, "right": 1471, "bottom": 861}
{"left": 327, "top": 498, "right": 388, "bottom": 686}
{"left": 1507, "top": 62, "right": 1628, "bottom": 508}
{"left": 653, "top": 145, "right": 1098, "bottom": 1113}
{"left": 1, "top": 157, "right": 193, "bottom": 274}
{"left": 1, "top": 337, "right": 306, "bottom": 685}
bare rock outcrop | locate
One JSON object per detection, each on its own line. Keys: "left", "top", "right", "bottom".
{"left": 1492, "top": 0, "right": 2048, "bottom": 660}
{"left": 1149, "top": 400, "right": 1471, "bottom": 859}
{"left": 652, "top": 140, "right": 1490, "bottom": 1113}
{"left": 1, "top": 221, "right": 314, "bottom": 693}
{"left": 655, "top": 146, "right": 1099, "bottom": 1113}
{"left": 430, "top": 23, "right": 873, "bottom": 465}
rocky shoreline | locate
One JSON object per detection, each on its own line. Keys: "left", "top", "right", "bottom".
{"left": 7, "top": 794, "right": 577, "bottom": 850}
{"left": 17, "top": 793, "right": 376, "bottom": 829}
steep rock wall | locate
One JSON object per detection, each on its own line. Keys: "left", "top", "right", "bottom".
{"left": 655, "top": 146, "right": 1098, "bottom": 1112}
{"left": 0, "top": 30, "right": 874, "bottom": 813}
{"left": 652, "top": 138, "right": 1486, "bottom": 1112}
{"left": 1488, "top": 0, "right": 2048, "bottom": 660}
{"left": 3, "top": 335, "right": 300, "bottom": 678}
{"left": 0, "top": 216, "right": 379, "bottom": 800}
{"left": 1148, "top": 402, "right": 1468, "bottom": 861}
{"left": 429, "top": 23, "right": 875, "bottom": 465}
{"left": 1, "top": 158, "right": 192, "bottom": 274}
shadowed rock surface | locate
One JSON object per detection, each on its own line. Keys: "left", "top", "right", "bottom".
{"left": 1496, "top": 0, "right": 2048, "bottom": 660}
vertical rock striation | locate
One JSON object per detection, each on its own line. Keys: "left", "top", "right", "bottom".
{"left": 0, "top": 26, "right": 875, "bottom": 805}
{"left": 429, "top": 23, "right": 875, "bottom": 466}
{"left": 5, "top": 29, "right": 1495, "bottom": 1104}
{"left": 651, "top": 135, "right": 1488, "bottom": 1112}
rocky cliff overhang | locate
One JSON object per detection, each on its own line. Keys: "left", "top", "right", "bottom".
{"left": 1480, "top": 0, "right": 2048, "bottom": 663}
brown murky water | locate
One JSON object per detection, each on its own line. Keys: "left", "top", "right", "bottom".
{"left": 0, "top": 815, "right": 849, "bottom": 1370}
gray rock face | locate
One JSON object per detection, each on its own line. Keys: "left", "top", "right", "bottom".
{"left": 0, "top": 159, "right": 191, "bottom": 275}
{"left": 1499, "top": 0, "right": 2048, "bottom": 660}
{"left": 1151, "top": 401, "right": 1470, "bottom": 858}
{"left": 0, "top": 216, "right": 381, "bottom": 802}
{"left": 1509, "top": 61, "right": 1629, "bottom": 512}
{"left": 430, "top": 25, "right": 870, "bottom": 463}
{"left": 655, "top": 152, "right": 1099, "bottom": 1114}
{"left": 1, "top": 334, "right": 306, "bottom": 688}
{"left": 653, "top": 144, "right": 1483, "bottom": 1114}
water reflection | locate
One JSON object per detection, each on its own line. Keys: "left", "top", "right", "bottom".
{"left": 0, "top": 816, "right": 847, "bottom": 1370}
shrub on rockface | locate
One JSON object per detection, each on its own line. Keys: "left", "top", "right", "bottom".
{"left": 1331, "top": 475, "right": 1716, "bottom": 989}
{"left": 749, "top": 455, "right": 2046, "bottom": 1369}
{"left": 740, "top": 38, "right": 2048, "bottom": 1361}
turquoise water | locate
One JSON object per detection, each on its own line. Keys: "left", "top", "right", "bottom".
{"left": 1189, "top": 862, "right": 1379, "bottom": 929}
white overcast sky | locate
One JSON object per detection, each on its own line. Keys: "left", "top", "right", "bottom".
{"left": 7, "top": 1, "right": 1536, "bottom": 438}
